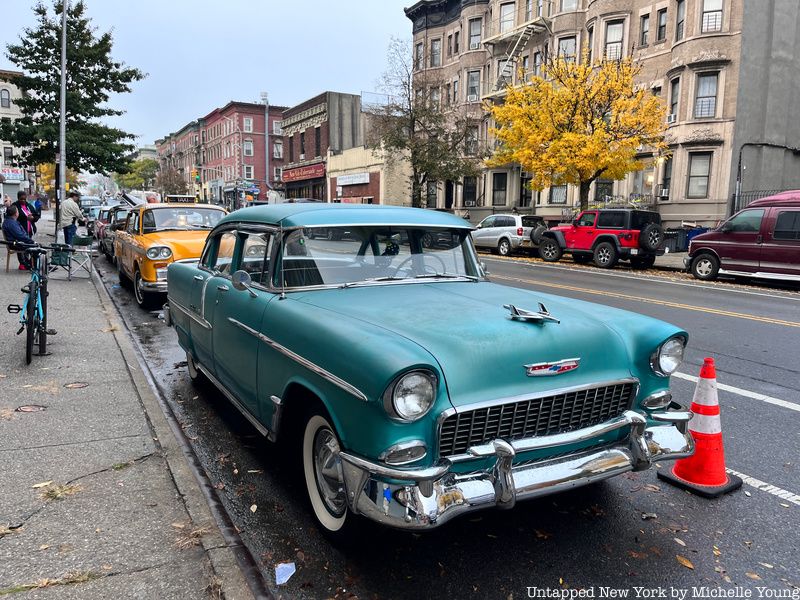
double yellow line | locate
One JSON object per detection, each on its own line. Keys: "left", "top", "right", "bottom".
{"left": 491, "top": 273, "right": 800, "bottom": 329}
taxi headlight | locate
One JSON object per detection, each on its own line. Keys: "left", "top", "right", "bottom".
{"left": 146, "top": 246, "right": 172, "bottom": 259}
{"left": 651, "top": 337, "right": 686, "bottom": 376}
{"left": 383, "top": 370, "right": 437, "bottom": 422}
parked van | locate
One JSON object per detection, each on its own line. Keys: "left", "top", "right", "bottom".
{"left": 685, "top": 191, "right": 800, "bottom": 281}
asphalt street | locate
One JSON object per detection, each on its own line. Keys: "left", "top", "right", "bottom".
{"left": 95, "top": 254, "right": 800, "bottom": 599}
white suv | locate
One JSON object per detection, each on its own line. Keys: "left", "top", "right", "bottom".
{"left": 472, "top": 214, "right": 546, "bottom": 256}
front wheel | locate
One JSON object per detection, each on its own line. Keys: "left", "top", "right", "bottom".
{"left": 690, "top": 253, "right": 719, "bottom": 281}
{"left": 303, "top": 413, "right": 354, "bottom": 538}
{"left": 25, "top": 280, "right": 38, "bottom": 365}
{"left": 497, "top": 238, "right": 511, "bottom": 256}
{"left": 134, "top": 270, "right": 160, "bottom": 309}
{"left": 538, "top": 238, "right": 563, "bottom": 262}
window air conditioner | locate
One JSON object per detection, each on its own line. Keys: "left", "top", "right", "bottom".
{"left": 470, "top": 41, "right": 480, "bottom": 50}
{"left": 666, "top": 114, "right": 677, "bottom": 124}
{"left": 467, "top": 94, "right": 478, "bottom": 102}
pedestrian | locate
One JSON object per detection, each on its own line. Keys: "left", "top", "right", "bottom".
{"left": 60, "top": 190, "right": 85, "bottom": 245}
{"left": 14, "top": 191, "right": 39, "bottom": 237}
{"left": 2, "top": 204, "right": 34, "bottom": 270}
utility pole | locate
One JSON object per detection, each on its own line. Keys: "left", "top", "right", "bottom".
{"left": 56, "top": 0, "right": 68, "bottom": 241}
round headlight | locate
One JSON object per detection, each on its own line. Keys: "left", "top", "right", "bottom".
{"left": 385, "top": 371, "right": 437, "bottom": 421}
{"left": 654, "top": 337, "right": 685, "bottom": 376}
{"left": 147, "top": 246, "right": 172, "bottom": 259}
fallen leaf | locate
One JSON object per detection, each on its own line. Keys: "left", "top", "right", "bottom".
{"left": 23, "top": 384, "right": 32, "bottom": 388}
{"left": 780, "top": 503, "right": 790, "bottom": 508}
{"left": 32, "top": 481, "right": 53, "bottom": 489}
{"left": 628, "top": 551, "right": 648, "bottom": 559}
{"left": 247, "top": 470, "right": 263, "bottom": 474}
{"left": 674, "top": 538, "right": 686, "bottom": 547}
{"left": 644, "top": 484, "right": 661, "bottom": 492}
{"left": 746, "top": 572, "right": 761, "bottom": 581}
{"left": 713, "top": 546, "right": 721, "bottom": 557}
{"left": 250, "top": 504, "right": 257, "bottom": 513}
{"left": 758, "top": 562, "right": 774, "bottom": 569}
{"left": 676, "top": 555, "right": 694, "bottom": 570}
{"left": 744, "top": 490, "right": 752, "bottom": 497}
{"left": 233, "top": 468, "right": 239, "bottom": 475}
{"left": 64, "top": 382, "right": 89, "bottom": 389}
{"left": 171, "top": 522, "right": 186, "bottom": 530}
{"left": 641, "top": 512, "right": 657, "bottom": 520}
{"left": 38, "top": 544, "right": 50, "bottom": 551}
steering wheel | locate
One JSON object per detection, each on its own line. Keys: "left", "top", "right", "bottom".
{"left": 392, "top": 253, "right": 447, "bottom": 277}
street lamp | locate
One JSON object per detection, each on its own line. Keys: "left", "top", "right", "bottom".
{"left": 733, "top": 141, "right": 800, "bottom": 215}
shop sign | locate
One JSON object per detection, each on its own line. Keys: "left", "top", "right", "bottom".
{"left": 336, "top": 172, "right": 370, "bottom": 186}
{"left": 0, "top": 167, "right": 26, "bottom": 182}
{"left": 283, "top": 163, "right": 326, "bottom": 182}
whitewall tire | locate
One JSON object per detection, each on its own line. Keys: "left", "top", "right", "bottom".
{"left": 302, "top": 413, "right": 349, "bottom": 534}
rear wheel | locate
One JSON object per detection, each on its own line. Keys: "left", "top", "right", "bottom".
{"left": 538, "top": 238, "right": 563, "bottom": 262}
{"left": 690, "top": 253, "right": 719, "bottom": 281}
{"left": 593, "top": 242, "right": 618, "bottom": 268}
{"left": 25, "top": 280, "right": 38, "bottom": 365}
{"left": 497, "top": 238, "right": 511, "bottom": 256}
{"left": 530, "top": 224, "right": 547, "bottom": 245}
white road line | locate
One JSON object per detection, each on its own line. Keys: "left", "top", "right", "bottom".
{"left": 726, "top": 469, "right": 800, "bottom": 506}
{"left": 673, "top": 372, "right": 800, "bottom": 413}
{"left": 484, "top": 257, "right": 800, "bottom": 302}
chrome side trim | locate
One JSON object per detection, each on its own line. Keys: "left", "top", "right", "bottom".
{"left": 718, "top": 268, "right": 800, "bottom": 282}
{"left": 227, "top": 317, "right": 369, "bottom": 402}
{"left": 194, "top": 362, "right": 270, "bottom": 438}
{"left": 268, "top": 395, "right": 283, "bottom": 443}
{"left": 168, "top": 296, "right": 212, "bottom": 330}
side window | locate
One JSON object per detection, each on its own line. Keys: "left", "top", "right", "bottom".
{"left": 141, "top": 210, "right": 156, "bottom": 232}
{"left": 499, "top": 216, "right": 515, "bottom": 227}
{"left": 212, "top": 232, "right": 237, "bottom": 275}
{"left": 127, "top": 212, "right": 139, "bottom": 234}
{"left": 577, "top": 212, "right": 597, "bottom": 227}
{"left": 725, "top": 209, "right": 765, "bottom": 233}
{"left": 773, "top": 211, "right": 800, "bottom": 241}
{"left": 239, "top": 232, "right": 274, "bottom": 284}
{"left": 481, "top": 216, "right": 496, "bottom": 228}
{"left": 597, "top": 212, "right": 625, "bottom": 228}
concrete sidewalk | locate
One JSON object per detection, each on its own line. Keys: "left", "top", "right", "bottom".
{"left": 0, "top": 215, "right": 253, "bottom": 598}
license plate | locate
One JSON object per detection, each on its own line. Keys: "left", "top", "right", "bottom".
{"left": 630, "top": 248, "right": 638, "bottom": 255}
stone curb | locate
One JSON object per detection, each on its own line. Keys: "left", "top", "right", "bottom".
{"left": 88, "top": 267, "right": 260, "bottom": 600}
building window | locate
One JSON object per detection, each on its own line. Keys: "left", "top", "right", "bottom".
{"left": 243, "top": 117, "right": 253, "bottom": 133}
{"left": 492, "top": 172, "right": 508, "bottom": 206}
{"left": 273, "top": 120, "right": 283, "bottom": 135}
{"left": 273, "top": 139, "right": 283, "bottom": 159}
{"left": 549, "top": 184, "right": 567, "bottom": 204}
{"left": 0, "top": 89, "right": 10, "bottom": 108}
{"left": 587, "top": 26, "right": 594, "bottom": 62}
{"left": 244, "top": 165, "right": 254, "bottom": 180}
{"left": 676, "top": 0, "right": 686, "bottom": 41}
{"left": 3, "top": 147, "right": 13, "bottom": 164}
{"left": 694, "top": 72, "right": 718, "bottom": 118}
{"left": 469, "top": 18, "right": 482, "bottom": 49}
{"left": 465, "top": 125, "right": 479, "bottom": 155}
{"left": 605, "top": 20, "right": 624, "bottom": 60}
{"left": 595, "top": 179, "right": 614, "bottom": 202}
{"left": 537, "top": 0, "right": 545, "bottom": 16}
{"left": 558, "top": 36, "right": 576, "bottom": 61}
{"left": 289, "top": 135, "right": 294, "bottom": 162}
{"left": 640, "top": 14, "right": 650, "bottom": 45}
{"left": 500, "top": 3, "right": 515, "bottom": 33}
{"left": 533, "top": 51, "right": 543, "bottom": 76}
{"left": 430, "top": 39, "right": 442, "bottom": 67}
{"left": 447, "top": 34, "right": 453, "bottom": 57}
{"left": 274, "top": 166, "right": 283, "bottom": 181}
{"left": 454, "top": 31, "right": 460, "bottom": 53}
{"left": 463, "top": 176, "right": 477, "bottom": 206}
{"left": 414, "top": 42, "right": 423, "bottom": 70}
{"left": 631, "top": 165, "right": 655, "bottom": 196}
{"left": 426, "top": 181, "right": 438, "bottom": 208}
{"left": 521, "top": 55, "right": 530, "bottom": 82}
{"left": 657, "top": 9, "right": 667, "bottom": 41}
{"left": 687, "top": 152, "right": 712, "bottom": 198}
{"left": 314, "top": 127, "right": 321, "bottom": 157}
{"left": 430, "top": 87, "right": 441, "bottom": 108}
{"left": 453, "top": 77, "right": 459, "bottom": 102}
{"left": 526, "top": 0, "right": 533, "bottom": 21}
{"left": 243, "top": 140, "right": 254, "bottom": 157}
{"left": 561, "top": 0, "right": 577, "bottom": 11}
{"left": 670, "top": 77, "right": 680, "bottom": 115}
{"left": 660, "top": 157, "right": 672, "bottom": 200}
{"left": 467, "top": 70, "right": 480, "bottom": 100}
{"left": 702, "top": 0, "right": 723, "bottom": 32}
{"left": 300, "top": 131, "right": 306, "bottom": 157}
{"left": 497, "top": 59, "right": 511, "bottom": 86}
{"left": 520, "top": 172, "right": 533, "bottom": 206}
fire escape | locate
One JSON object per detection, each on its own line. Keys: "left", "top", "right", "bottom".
{"left": 483, "top": 14, "right": 551, "bottom": 99}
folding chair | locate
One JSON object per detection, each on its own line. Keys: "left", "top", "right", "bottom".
{"left": 3, "top": 234, "right": 20, "bottom": 272}
{"left": 69, "top": 234, "right": 95, "bottom": 278}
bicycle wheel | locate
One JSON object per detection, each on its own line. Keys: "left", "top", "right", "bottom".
{"left": 25, "top": 280, "right": 38, "bottom": 365}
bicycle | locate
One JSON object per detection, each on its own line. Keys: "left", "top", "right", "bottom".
{"left": 2, "top": 241, "right": 70, "bottom": 364}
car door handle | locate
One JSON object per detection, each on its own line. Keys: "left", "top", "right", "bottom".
{"left": 193, "top": 275, "right": 204, "bottom": 281}
{"left": 217, "top": 285, "right": 229, "bottom": 292}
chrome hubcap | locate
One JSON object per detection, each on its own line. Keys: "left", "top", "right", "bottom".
{"left": 543, "top": 244, "right": 555, "bottom": 258}
{"left": 597, "top": 248, "right": 610, "bottom": 263}
{"left": 696, "top": 259, "right": 712, "bottom": 276}
{"left": 313, "top": 428, "right": 346, "bottom": 516}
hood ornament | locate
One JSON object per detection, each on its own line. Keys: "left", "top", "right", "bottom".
{"left": 504, "top": 303, "right": 560, "bottom": 324}
{"left": 525, "top": 358, "right": 580, "bottom": 377}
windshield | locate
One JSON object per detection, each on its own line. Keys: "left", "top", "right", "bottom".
{"left": 142, "top": 207, "right": 224, "bottom": 232}
{"left": 275, "top": 226, "right": 480, "bottom": 289}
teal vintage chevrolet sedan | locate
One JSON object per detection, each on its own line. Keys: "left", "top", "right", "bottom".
{"left": 165, "top": 203, "right": 694, "bottom": 535}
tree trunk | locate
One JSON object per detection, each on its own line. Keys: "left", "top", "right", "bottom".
{"left": 579, "top": 180, "right": 592, "bottom": 211}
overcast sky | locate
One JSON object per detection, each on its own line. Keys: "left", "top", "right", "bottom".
{"left": 0, "top": 0, "right": 411, "bottom": 146}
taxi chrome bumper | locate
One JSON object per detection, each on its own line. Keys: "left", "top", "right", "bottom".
{"left": 337, "top": 407, "right": 693, "bottom": 530}
{"left": 138, "top": 279, "right": 168, "bottom": 293}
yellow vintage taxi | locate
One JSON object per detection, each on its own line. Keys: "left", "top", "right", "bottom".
{"left": 114, "top": 203, "right": 227, "bottom": 308}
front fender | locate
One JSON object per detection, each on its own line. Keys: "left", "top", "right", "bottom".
{"left": 543, "top": 230, "right": 566, "bottom": 248}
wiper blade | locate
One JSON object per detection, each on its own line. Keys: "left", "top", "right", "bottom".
{"left": 411, "top": 273, "right": 479, "bottom": 281}
{"left": 339, "top": 276, "right": 407, "bottom": 289}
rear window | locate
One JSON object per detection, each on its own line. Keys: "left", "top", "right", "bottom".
{"left": 631, "top": 211, "right": 661, "bottom": 229}
{"left": 597, "top": 212, "right": 626, "bottom": 228}
{"left": 774, "top": 210, "right": 800, "bottom": 240}
{"left": 521, "top": 216, "right": 543, "bottom": 227}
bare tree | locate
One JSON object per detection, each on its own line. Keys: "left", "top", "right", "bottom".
{"left": 155, "top": 165, "right": 188, "bottom": 196}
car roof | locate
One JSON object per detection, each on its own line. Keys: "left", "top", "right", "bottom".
{"left": 746, "top": 190, "right": 800, "bottom": 208}
{"left": 216, "top": 203, "right": 472, "bottom": 229}
{"left": 138, "top": 203, "right": 225, "bottom": 210}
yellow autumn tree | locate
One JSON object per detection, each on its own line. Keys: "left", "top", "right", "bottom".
{"left": 488, "top": 53, "right": 668, "bottom": 211}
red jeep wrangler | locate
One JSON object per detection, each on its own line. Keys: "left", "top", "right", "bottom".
{"left": 538, "top": 209, "right": 665, "bottom": 269}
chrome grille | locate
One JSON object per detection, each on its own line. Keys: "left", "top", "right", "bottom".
{"left": 439, "top": 382, "right": 636, "bottom": 457}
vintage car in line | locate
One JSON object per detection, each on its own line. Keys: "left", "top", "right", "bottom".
{"left": 115, "top": 203, "right": 226, "bottom": 308}
{"left": 164, "top": 204, "right": 693, "bottom": 535}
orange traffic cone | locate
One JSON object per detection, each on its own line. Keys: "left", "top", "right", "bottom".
{"left": 658, "top": 357, "right": 742, "bottom": 498}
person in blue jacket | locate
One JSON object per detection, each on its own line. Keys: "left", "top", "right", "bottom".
{"left": 2, "top": 204, "right": 34, "bottom": 269}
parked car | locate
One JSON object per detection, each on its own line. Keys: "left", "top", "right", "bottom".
{"left": 165, "top": 203, "right": 693, "bottom": 536}
{"left": 79, "top": 195, "right": 102, "bottom": 216}
{"left": 472, "top": 213, "right": 547, "bottom": 256}
{"left": 539, "top": 209, "right": 665, "bottom": 268}
{"left": 98, "top": 206, "right": 130, "bottom": 259}
{"left": 115, "top": 203, "right": 226, "bottom": 308}
{"left": 85, "top": 206, "right": 103, "bottom": 237}
{"left": 686, "top": 191, "right": 800, "bottom": 282}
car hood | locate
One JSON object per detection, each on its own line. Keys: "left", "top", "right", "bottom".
{"left": 142, "top": 230, "right": 210, "bottom": 260}
{"left": 293, "top": 281, "right": 668, "bottom": 408}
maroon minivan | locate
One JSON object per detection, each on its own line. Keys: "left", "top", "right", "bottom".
{"left": 685, "top": 191, "right": 800, "bottom": 282}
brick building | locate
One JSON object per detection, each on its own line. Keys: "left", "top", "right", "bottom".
{"left": 0, "top": 69, "right": 32, "bottom": 199}
{"left": 406, "top": 0, "right": 800, "bottom": 226}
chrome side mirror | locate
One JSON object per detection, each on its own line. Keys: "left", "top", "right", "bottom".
{"left": 231, "top": 270, "right": 257, "bottom": 297}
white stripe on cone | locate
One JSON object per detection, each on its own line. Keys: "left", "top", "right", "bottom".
{"left": 687, "top": 412, "right": 722, "bottom": 435}
{"left": 691, "top": 377, "right": 719, "bottom": 407}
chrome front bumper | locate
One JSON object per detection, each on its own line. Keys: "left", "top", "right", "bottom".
{"left": 138, "top": 279, "right": 167, "bottom": 293}
{"left": 338, "top": 408, "right": 693, "bottom": 530}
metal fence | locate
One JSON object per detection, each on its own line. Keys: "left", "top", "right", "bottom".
{"left": 732, "top": 189, "right": 793, "bottom": 213}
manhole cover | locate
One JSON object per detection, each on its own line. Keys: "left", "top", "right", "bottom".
{"left": 16, "top": 405, "right": 47, "bottom": 412}
{"left": 64, "top": 382, "right": 89, "bottom": 389}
